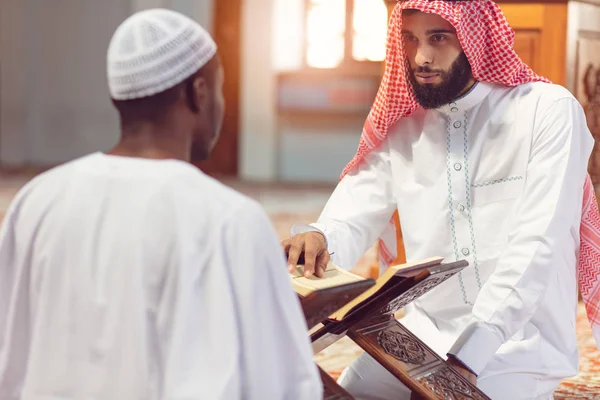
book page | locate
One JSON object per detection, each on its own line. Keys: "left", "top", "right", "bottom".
{"left": 290, "top": 263, "right": 364, "bottom": 293}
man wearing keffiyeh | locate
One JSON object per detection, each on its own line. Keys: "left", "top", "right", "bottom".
{"left": 283, "top": 0, "right": 600, "bottom": 398}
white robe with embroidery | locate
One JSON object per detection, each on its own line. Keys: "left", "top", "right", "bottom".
{"left": 293, "top": 82, "right": 594, "bottom": 398}
{"left": 0, "top": 153, "right": 322, "bottom": 400}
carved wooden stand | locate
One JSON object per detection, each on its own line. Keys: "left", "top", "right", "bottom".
{"left": 298, "top": 279, "right": 376, "bottom": 400}
{"left": 310, "top": 260, "right": 492, "bottom": 400}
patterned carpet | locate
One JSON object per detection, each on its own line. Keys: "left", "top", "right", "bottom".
{"left": 1, "top": 175, "right": 599, "bottom": 398}
{"left": 553, "top": 303, "right": 600, "bottom": 399}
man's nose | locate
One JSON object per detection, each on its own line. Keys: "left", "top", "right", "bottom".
{"left": 415, "top": 45, "right": 434, "bottom": 67}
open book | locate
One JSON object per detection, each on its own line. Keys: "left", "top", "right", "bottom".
{"left": 290, "top": 256, "right": 444, "bottom": 321}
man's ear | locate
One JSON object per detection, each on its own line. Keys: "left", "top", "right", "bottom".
{"left": 186, "top": 75, "right": 207, "bottom": 113}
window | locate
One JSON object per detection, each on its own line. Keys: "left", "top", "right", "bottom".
{"left": 305, "top": 0, "right": 390, "bottom": 69}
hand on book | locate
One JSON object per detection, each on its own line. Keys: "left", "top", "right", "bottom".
{"left": 282, "top": 232, "right": 329, "bottom": 278}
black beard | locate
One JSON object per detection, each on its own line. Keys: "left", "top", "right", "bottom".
{"left": 407, "top": 52, "right": 473, "bottom": 109}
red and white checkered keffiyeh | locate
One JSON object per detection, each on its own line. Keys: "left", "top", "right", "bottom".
{"left": 340, "top": 0, "right": 600, "bottom": 347}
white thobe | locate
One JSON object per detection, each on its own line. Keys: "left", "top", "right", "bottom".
{"left": 0, "top": 153, "right": 322, "bottom": 400}
{"left": 293, "top": 82, "right": 594, "bottom": 399}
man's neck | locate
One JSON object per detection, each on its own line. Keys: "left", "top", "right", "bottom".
{"left": 107, "top": 121, "right": 192, "bottom": 162}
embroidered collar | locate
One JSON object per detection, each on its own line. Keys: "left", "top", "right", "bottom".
{"left": 437, "top": 82, "right": 494, "bottom": 116}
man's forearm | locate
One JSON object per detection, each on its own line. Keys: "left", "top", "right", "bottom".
{"left": 290, "top": 140, "right": 396, "bottom": 270}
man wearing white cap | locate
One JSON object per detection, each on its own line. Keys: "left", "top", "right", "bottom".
{"left": 0, "top": 9, "right": 321, "bottom": 400}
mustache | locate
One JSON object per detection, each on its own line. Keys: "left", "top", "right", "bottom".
{"left": 413, "top": 66, "right": 444, "bottom": 74}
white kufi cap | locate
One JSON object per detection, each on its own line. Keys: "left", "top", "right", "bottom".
{"left": 107, "top": 8, "right": 217, "bottom": 100}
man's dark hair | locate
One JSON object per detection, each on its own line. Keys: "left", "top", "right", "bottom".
{"left": 112, "top": 55, "right": 220, "bottom": 125}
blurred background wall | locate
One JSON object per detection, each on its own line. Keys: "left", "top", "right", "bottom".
{"left": 2, "top": 0, "right": 599, "bottom": 187}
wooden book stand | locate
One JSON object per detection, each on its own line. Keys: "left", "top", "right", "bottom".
{"left": 306, "top": 259, "right": 492, "bottom": 400}
{"left": 298, "top": 279, "right": 375, "bottom": 399}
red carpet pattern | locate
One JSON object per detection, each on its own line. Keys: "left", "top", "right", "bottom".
{"left": 553, "top": 303, "right": 600, "bottom": 399}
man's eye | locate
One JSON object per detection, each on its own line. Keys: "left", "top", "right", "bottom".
{"left": 430, "top": 35, "right": 446, "bottom": 42}
{"left": 403, "top": 34, "right": 417, "bottom": 43}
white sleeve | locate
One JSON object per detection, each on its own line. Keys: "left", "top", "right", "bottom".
{"left": 0, "top": 202, "right": 16, "bottom": 351}
{"left": 448, "top": 97, "right": 595, "bottom": 375}
{"left": 291, "top": 139, "right": 397, "bottom": 270}
{"left": 224, "top": 201, "right": 322, "bottom": 400}
{"left": 0, "top": 185, "right": 35, "bottom": 391}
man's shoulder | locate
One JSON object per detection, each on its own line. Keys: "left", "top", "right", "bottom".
{"left": 167, "top": 176, "right": 272, "bottom": 245}
{"left": 506, "top": 81, "right": 579, "bottom": 109}
{"left": 166, "top": 169, "right": 265, "bottom": 223}
{"left": 11, "top": 154, "right": 97, "bottom": 196}
{"left": 170, "top": 170, "right": 253, "bottom": 204}
{"left": 527, "top": 81, "right": 575, "bottom": 100}
{"left": 15, "top": 153, "right": 256, "bottom": 214}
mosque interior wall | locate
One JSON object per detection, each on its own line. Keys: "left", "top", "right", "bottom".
{"left": 1, "top": 0, "right": 600, "bottom": 189}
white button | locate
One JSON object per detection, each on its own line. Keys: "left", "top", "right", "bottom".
{"left": 453, "top": 163, "right": 462, "bottom": 171}
{"left": 458, "top": 204, "right": 465, "bottom": 212}
{"left": 462, "top": 248, "right": 470, "bottom": 256}
{"left": 451, "top": 107, "right": 459, "bottom": 112}
{"left": 453, "top": 121, "right": 462, "bottom": 129}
